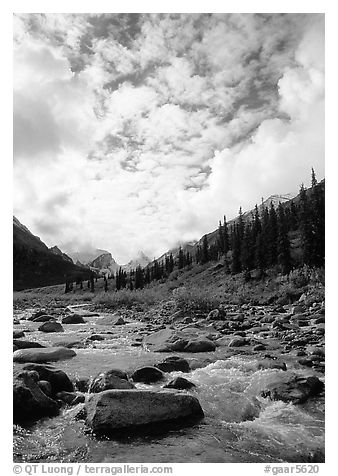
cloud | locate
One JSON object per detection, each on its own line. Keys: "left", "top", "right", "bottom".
{"left": 13, "top": 14, "right": 324, "bottom": 263}
{"left": 174, "top": 16, "right": 324, "bottom": 240}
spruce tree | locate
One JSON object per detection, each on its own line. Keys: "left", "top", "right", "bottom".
{"left": 299, "top": 183, "right": 313, "bottom": 265}
{"left": 231, "top": 225, "right": 241, "bottom": 273}
{"left": 178, "top": 247, "right": 184, "bottom": 269}
{"left": 201, "top": 235, "right": 209, "bottom": 264}
{"left": 277, "top": 203, "right": 292, "bottom": 274}
{"left": 268, "top": 202, "right": 278, "bottom": 266}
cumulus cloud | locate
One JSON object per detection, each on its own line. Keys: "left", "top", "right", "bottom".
{"left": 13, "top": 13, "right": 324, "bottom": 263}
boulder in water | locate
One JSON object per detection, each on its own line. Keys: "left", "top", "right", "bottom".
{"left": 56, "top": 391, "right": 85, "bottom": 405}
{"left": 89, "top": 369, "right": 135, "bottom": 393}
{"left": 184, "top": 338, "right": 216, "bottom": 353}
{"left": 23, "top": 363, "right": 74, "bottom": 394}
{"left": 261, "top": 375, "right": 324, "bottom": 404}
{"left": 38, "top": 380, "right": 53, "bottom": 397}
{"left": 228, "top": 337, "right": 250, "bottom": 347}
{"left": 156, "top": 356, "right": 190, "bottom": 373}
{"left": 13, "top": 371, "right": 59, "bottom": 423}
{"left": 62, "top": 314, "right": 86, "bottom": 324}
{"left": 207, "top": 309, "right": 221, "bottom": 321}
{"left": 96, "top": 315, "right": 125, "bottom": 326}
{"left": 163, "top": 377, "right": 196, "bottom": 390}
{"left": 13, "top": 340, "right": 45, "bottom": 349}
{"left": 13, "top": 330, "right": 25, "bottom": 339}
{"left": 27, "top": 309, "right": 48, "bottom": 321}
{"left": 13, "top": 347, "right": 76, "bottom": 363}
{"left": 38, "top": 322, "right": 64, "bottom": 333}
{"left": 131, "top": 367, "right": 165, "bottom": 384}
{"left": 85, "top": 389, "right": 204, "bottom": 434}
{"left": 33, "top": 314, "right": 55, "bottom": 323}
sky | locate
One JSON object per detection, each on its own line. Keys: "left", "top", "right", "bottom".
{"left": 13, "top": 13, "right": 325, "bottom": 263}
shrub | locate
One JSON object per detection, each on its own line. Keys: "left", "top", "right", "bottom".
{"left": 172, "top": 285, "right": 222, "bottom": 312}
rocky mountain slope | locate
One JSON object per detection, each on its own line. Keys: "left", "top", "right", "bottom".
{"left": 13, "top": 217, "right": 91, "bottom": 291}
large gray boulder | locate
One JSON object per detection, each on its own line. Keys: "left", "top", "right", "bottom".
{"left": 144, "top": 328, "right": 216, "bottom": 353}
{"left": 38, "top": 322, "right": 64, "bottom": 333}
{"left": 96, "top": 315, "right": 125, "bottom": 326}
{"left": 89, "top": 369, "right": 135, "bottom": 393}
{"left": 62, "top": 314, "right": 86, "bottom": 324}
{"left": 156, "top": 356, "right": 190, "bottom": 373}
{"left": 13, "top": 330, "right": 25, "bottom": 339}
{"left": 13, "top": 340, "right": 45, "bottom": 349}
{"left": 33, "top": 314, "right": 55, "bottom": 323}
{"left": 13, "top": 347, "right": 76, "bottom": 363}
{"left": 184, "top": 338, "right": 216, "bottom": 352}
{"left": 261, "top": 375, "right": 324, "bottom": 404}
{"left": 13, "top": 371, "right": 59, "bottom": 423}
{"left": 85, "top": 389, "right": 204, "bottom": 434}
{"left": 131, "top": 367, "right": 164, "bottom": 384}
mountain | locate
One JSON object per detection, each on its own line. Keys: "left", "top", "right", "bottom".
{"left": 122, "top": 251, "right": 151, "bottom": 271}
{"left": 66, "top": 248, "right": 110, "bottom": 265}
{"left": 49, "top": 246, "right": 73, "bottom": 263}
{"left": 87, "top": 252, "right": 120, "bottom": 276}
{"left": 13, "top": 216, "right": 91, "bottom": 291}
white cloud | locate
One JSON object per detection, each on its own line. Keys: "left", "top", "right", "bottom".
{"left": 13, "top": 14, "right": 325, "bottom": 263}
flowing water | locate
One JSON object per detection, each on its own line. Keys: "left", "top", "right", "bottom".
{"left": 13, "top": 310, "right": 325, "bottom": 463}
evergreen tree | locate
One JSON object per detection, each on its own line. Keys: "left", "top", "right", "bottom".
{"left": 240, "top": 223, "right": 254, "bottom": 270}
{"left": 268, "top": 202, "right": 278, "bottom": 266}
{"left": 311, "top": 167, "right": 318, "bottom": 188}
{"left": 201, "top": 235, "right": 209, "bottom": 264}
{"left": 254, "top": 231, "right": 265, "bottom": 273}
{"left": 135, "top": 265, "right": 144, "bottom": 289}
{"left": 90, "top": 274, "right": 95, "bottom": 293}
{"left": 299, "top": 183, "right": 313, "bottom": 265}
{"left": 231, "top": 225, "right": 241, "bottom": 273}
{"left": 277, "top": 203, "right": 292, "bottom": 274}
{"left": 178, "top": 247, "right": 184, "bottom": 269}
{"left": 104, "top": 277, "right": 108, "bottom": 292}
{"left": 310, "top": 171, "right": 325, "bottom": 267}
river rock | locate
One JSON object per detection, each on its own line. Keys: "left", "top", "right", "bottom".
{"left": 85, "top": 389, "right": 204, "bottom": 434}
{"left": 13, "top": 340, "right": 45, "bottom": 349}
{"left": 96, "top": 315, "right": 125, "bottom": 326}
{"left": 13, "top": 347, "right": 76, "bottom": 363}
{"left": 88, "top": 334, "right": 105, "bottom": 341}
{"left": 13, "top": 371, "right": 59, "bottom": 423}
{"left": 27, "top": 309, "right": 48, "bottom": 321}
{"left": 13, "top": 330, "right": 25, "bottom": 339}
{"left": 23, "top": 363, "right": 74, "bottom": 394}
{"left": 184, "top": 338, "right": 216, "bottom": 352}
{"left": 33, "top": 314, "right": 55, "bottom": 323}
{"left": 261, "top": 375, "right": 324, "bottom": 404}
{"left": 89, "top": 369, "right": 135, "bottom": 393}
{"left": 207, "top": 309, "right": 220, "bottom": 320}
{"left": 163, "top": 377, "right": 196, "bottom": 390}
{"left": 228, "top": 337, "right": 250, "bottom": 347}
{"left": 156, "top": 356, "right": 190, "bottom": 373}
{"left": 62, "top": 314, "right": 86, "bottom": 324}
{"left": 143, "top": 328, "right": 184, "bottom": 352}
{"left": 131, "top": 367, "right": 165, "bottom": 384}
{"left": 38, "top": 380, "right": 53, "bottom": 397}
{"left": 74, "top": 377, "right": 90, "bottom": 392}
{"left": 56, "top": 391, "right": 86, "bottom": 405}
{"left": 38, "top": 322, "right": 64, "bottom": 333}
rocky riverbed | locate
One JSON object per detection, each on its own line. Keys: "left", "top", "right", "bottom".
{"left": 13, "top": 297, "right": 325, "bottom": 463}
